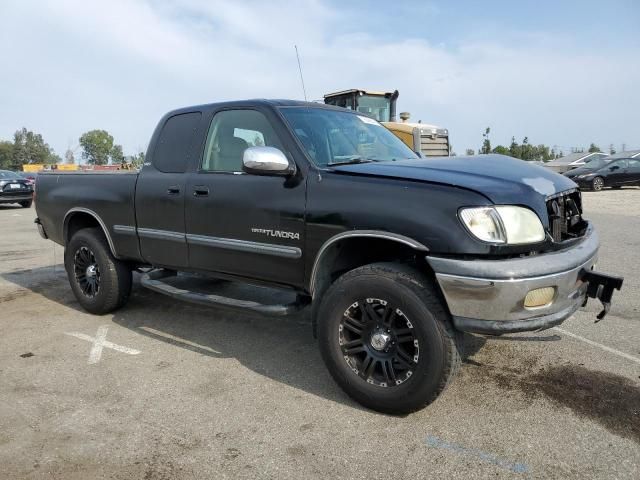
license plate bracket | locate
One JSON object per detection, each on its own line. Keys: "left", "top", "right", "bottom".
{"left": 580, "top": 269, "right": 624, "bottom": 321}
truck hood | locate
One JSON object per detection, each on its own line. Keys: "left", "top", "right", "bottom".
{"left": 331, "top": 154, "right": 578, "bottom": 224}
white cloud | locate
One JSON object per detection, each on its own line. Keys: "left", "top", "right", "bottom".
{"left": 0, "top": 0, "right": 637, "bottom": 157}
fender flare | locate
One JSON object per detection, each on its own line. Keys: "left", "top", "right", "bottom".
{"left": 308, "top": 230, "right": 429, "bottom": 297}
{"left": 63, "top": 207, "right": 119, "bottom": 258}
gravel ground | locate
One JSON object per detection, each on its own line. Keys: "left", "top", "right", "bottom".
{"left": 0, "top": 188, "right": 638, "bottom": 479}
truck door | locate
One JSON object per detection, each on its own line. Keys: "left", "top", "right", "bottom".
{"left": 184, "top": 108, "right": 306, "bottom": 287}
{"left": 135, "top": 111, "right": 203, "bottom": 268}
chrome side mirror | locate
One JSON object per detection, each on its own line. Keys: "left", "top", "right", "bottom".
{"left": 242, "top": 146, "right": 294, "bottom": 176}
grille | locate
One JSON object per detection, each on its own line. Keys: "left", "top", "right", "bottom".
{"left": 546, "top": 189, "right": 585, "bottom": 242}
{"left": 419, "top": 134, "right": 449, "bottom": 157}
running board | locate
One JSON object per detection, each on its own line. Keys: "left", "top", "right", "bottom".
{"left": 140, "top": 269, "right": 308, "bottom": 316}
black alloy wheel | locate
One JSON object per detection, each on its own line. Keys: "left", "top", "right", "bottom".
{"left": 339, "top": 298, "right": 418, "bottom": 387}
{"left": 317, "top": 262, "right": 463, "bottom": 414}
{"left": 74, "top": 246, "right": 101, "bottom": 297}
{"left": 64, "top": 227, "right": 132, "bottom": 314}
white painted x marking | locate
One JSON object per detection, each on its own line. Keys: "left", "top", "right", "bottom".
{"left": 65, "top": 325, "right": 141, "bottom": 364}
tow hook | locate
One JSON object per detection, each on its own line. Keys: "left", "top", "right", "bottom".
{"left": 580, "top": 270, "right": 624, "bottom": 322}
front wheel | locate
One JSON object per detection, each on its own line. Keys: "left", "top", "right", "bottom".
{"left": 592, "top": 176, "right": 605, "bottom": 191}
{"left": 317, "top": 262, "right": 462, "bottom": 414}
{"left": 65, "top": 228, "right": 132, "bottom": 314}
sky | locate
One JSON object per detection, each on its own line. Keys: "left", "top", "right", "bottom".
{"left": 0, "top": 0, "right": 638, "bottom": 158}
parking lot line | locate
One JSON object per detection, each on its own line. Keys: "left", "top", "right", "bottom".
{"left": 553, "top": 327, "right": 640, "bottom": 365}
{"left": 65, "top": 325, "right": 141, "bottom": 364}
{"left": 425, "top": 435, "right": 529, "bottom": 474}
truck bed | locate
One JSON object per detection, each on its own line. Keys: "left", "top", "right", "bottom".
{"left": 36, "top": 171, "right": 141, "bottom": 261}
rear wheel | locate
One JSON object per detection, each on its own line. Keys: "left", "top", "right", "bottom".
{"left": 592, "top": 176, "right": 604, "bottom": 191}
{"left": 317, "top": 262, "right": 462, "bottom": 414}
{"left": 19, "top": 200, "right": 32, "bottom": 208}
{"left": 65, "top": 228, "right": 132, "bottom": 314}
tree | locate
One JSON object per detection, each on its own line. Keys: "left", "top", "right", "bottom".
{"left": 492, "top": 145, "right": 509, "bottom": 156}
{"left": 465, "top": 149, "right": 475, "bottom": 156}
{"left": 12, "top": 127, "right": 55, "bottom": 166}
{"left": 609, "top": 144, "right": 616, "bottom": 155}
{"left": 588, "top": 143, "right": 601, "bottom": 153}
{"left": 79, "top": 130, "right": 114, "bottom": 165}
{"left": 131, "top": 150, "right": 145, "bottom": 168}
{"left": 48, "top": 153, "right": 62, "bottom": 164}
{"left": 110, "top": 144, "right": 124, "bottom": 164}
{"left": 480, "top": 127, "right": 491, "bottom": 154}
{"left": 509, "top": 136, "right": 522, "bottom": 159}
{"left": 65, "top": 149, "right": 75, "bottom": 164}
{"left": 0, "top": 141, "right": 14, "bottom": 169}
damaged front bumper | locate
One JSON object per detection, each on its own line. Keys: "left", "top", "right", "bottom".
{"left": 427, "top": 225, "right": 623, "bottom": 335}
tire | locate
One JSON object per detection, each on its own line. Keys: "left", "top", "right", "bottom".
{"left": 19, "top": 200, "right": 32, "bottom": 208}
{"left": 317, "top": 262, "right": 462, "bottom": 414}
{"left": 64, "top": 227, "right": 132, "bottom": 315}
{"left": 592, "top": 176, "right": 604, "bottom": 191}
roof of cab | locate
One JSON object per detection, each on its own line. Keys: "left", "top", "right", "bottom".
{"left": 164, "top": 99, "right": 348, "bottom": 117}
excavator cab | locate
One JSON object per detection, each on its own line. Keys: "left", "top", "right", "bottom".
{"left": 324, "top": 89, "right": 450, "bottom": 157}
{"left": 323, "top": 89, "right": 399, "bottom": 123}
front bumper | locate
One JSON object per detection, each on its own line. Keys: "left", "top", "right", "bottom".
{"left": 572, "top": 177, "right": 596, "bottom": 188}
{"left": 428, "top": 225, "right": 602, "bottom": 334}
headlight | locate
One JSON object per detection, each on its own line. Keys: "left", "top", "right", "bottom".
{"left": 459, "top": 206, "right": 545, "bottom": 245}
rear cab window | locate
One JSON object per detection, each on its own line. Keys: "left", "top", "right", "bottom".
{"left": 153, "top": 112, "right": 202, "bottom": 173}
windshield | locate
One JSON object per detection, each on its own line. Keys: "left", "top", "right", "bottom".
{"left": 583, "top": 157, "right": 608, "bottom": 169}
{"left": 280, "top": 107, "right": 417, "bottom": 167}
{"left": 0, "top": 170, "right": 21, "bottom": 179}
{"left": 356, "top": 95, "right": 391, "bottom": 122}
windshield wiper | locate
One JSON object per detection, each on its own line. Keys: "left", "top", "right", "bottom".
{"left": 328, "top": 156, "right": 376, "bottom": 166}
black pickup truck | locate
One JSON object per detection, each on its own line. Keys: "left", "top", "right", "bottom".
{"left": 35, "top": 100, "right": 622, "bottom": 413}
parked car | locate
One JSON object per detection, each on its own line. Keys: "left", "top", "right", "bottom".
{"left": 563, "top": 156, "right": 612, "bottom": 180}
{"left": 19, "top": 171, "right": 38, "bottom": 186}
{"left": 570, "top": 158, "right": 640, "bottom": 191}
{"left": 0, "top": 170, "right": 34, "bottom": 207}
{"left": 34, "top": 100, "right": 623, "bottom": 413}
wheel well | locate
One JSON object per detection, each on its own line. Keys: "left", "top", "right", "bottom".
{"left": 64, "top": 211, "right": 115, "bottom": 256}
{"left": 311, "top": 237, "right": 430, "bottom": 301}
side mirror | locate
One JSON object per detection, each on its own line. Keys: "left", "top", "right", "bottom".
{"left": 610, "top": 165, "right": 619, "bottom": 171}
{"left": 242, "top": 146, "right": 295, "bottom": 176}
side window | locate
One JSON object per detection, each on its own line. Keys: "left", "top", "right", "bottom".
{"left": 202, "top": 110, "right": 283, "bottom": 172}
{"left": 627, "top": 159, "right": 640, "bottom": 169}
{"left": 153, "top": 112, "right": 202, "bottom": 173}
{"left": 615, "top": 160, "right": 628, "bottom": 169}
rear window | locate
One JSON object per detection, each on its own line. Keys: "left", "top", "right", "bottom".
{"left": 0, "top": 170, "right": 21, "bottom": 179}
{"left": 153, "top": 112, "right": 202, "bottom": 173}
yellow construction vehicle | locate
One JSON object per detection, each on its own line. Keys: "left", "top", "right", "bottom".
{"left": 323, "top": 89, "right": 450, "bottom": 157}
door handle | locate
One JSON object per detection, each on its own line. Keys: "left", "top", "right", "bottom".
{"left": 193, "top": 186, "right": 209, "bottom": 197}
{"left": 167, "top": 186, "right": 180, "bottom": 195}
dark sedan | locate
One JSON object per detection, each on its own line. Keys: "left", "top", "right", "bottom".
{"left": 563, "top": 156, "right": 612, "bottom": 180}
{"left": 570, "top": 158, "right": 640, "bottom": 191}
{"left": 0, "top": 170, "right": 33, "bottom": 207}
